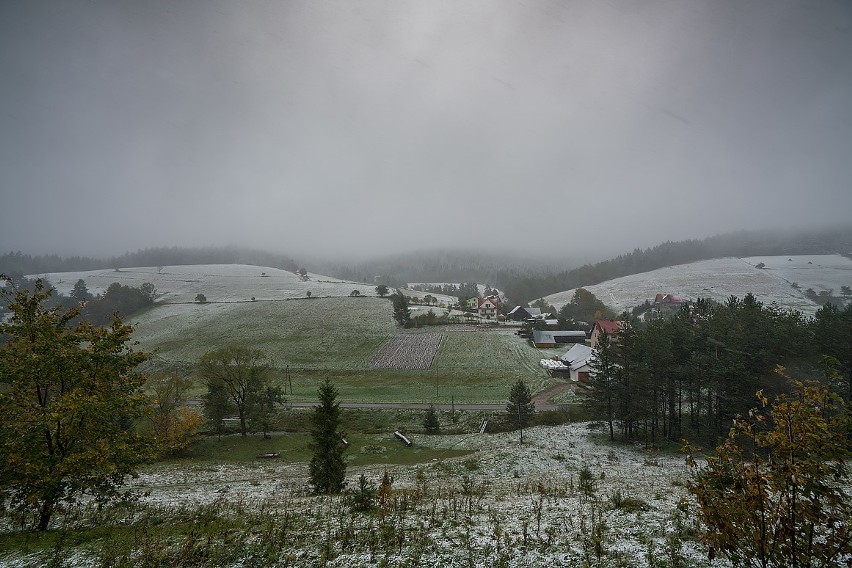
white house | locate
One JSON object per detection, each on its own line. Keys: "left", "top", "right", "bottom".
{"left": 559, "top": 343, "right": 595, "bottom": 383}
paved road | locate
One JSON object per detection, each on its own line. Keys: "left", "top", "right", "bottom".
{"left": 188, "top": 400, "right": 560, "bottom": 411}
{"left": 283, "top": 401, "right": 560, "bottom": 411}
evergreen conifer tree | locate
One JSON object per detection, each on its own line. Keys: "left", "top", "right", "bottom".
{"left": 309, "top": 379, "right": 346, "bottom": 493}
{"left": 585, "top": 331, "right": 618, "bottom": 441}
{"left": 423, "top": 404, "right": 441, "bottom": 434}
{"left": 506, "top": 379, "right": 535, "bottom": 443}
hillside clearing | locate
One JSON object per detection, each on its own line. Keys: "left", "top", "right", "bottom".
{"left": 542, "top": 255, "right": 852, "bottom": 316}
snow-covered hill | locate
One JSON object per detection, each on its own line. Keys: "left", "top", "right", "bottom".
{"left": 35, "top": 264, "right": 376, "bottom": 304}
{"left": 542, "top": 255, "right": 852, "bottom": 316}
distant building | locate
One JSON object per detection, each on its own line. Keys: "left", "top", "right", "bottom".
{"left": 531, "top": 329, "right": 587, "bottom": 348}
{"left": 590, "top": 319, "right": 621, "bottom": 348}
{"left": 559, "top": 343, "right": 595, "bottom": 383}
{"left": 652, "top": 293, "right": 685, "bottom": 316}
{"left": 477, "top": 296, "right": 499, "bottom": 319}
{"left": 508, "top": 306, "right": 541, "bottom": 321}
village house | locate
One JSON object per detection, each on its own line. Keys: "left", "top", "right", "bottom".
{"left": 590, "top": 319, "right": 621, "bottom": 348}
{"left": 653, "top": 293, "right": 685, "bottom": 316}
{"left": 559, "top": 343, "right": 595, "bottom": 383}
{"left": 477, "top": 296, "right": 499, "bottom": 319}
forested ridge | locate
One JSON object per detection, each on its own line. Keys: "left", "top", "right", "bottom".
{"left": 0, "top": 246, "right": 298, "bottom": 276}
{"left": 2, "top": 227, "right": 850, "bottom": 306}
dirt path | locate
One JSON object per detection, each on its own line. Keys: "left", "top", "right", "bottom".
{"left": 533, "top": 381, "right": 574, "bottom": 407}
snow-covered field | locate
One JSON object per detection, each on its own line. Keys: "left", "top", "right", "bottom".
{"left": 119, "top": 422, "right": 718, "bottom": 567}
{"left": 742, "top": 254, "right": 852, "bottom": 295}
{"left": 543, "top": 255, "right": 852, "bottom": 316}
{"left": 35, "top": 264, "right": 377, "bottom": 303}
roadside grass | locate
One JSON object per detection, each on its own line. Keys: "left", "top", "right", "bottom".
{"left": 274, "top": 407, "right": 497, "bottom": 435}
{"left": 172, "top": 432, "right": 473, "bottom": 467}
{"left": 273, "top": 368, "right": 552, "bottom": 404}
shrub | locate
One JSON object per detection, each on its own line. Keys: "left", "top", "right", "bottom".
{"left": 609, "top": 489, "right": 647, "bottom": 512}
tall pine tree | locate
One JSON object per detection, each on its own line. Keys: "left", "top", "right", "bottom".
{"left": 506, "top": 379, "right": 535, "bottom": 443}
{"left": 309, "top": 379, "right": 346, "bottom": 494}
{"left": 585, "top": 331, "right": 618, "bottom": 441}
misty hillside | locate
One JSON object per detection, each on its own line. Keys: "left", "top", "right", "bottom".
{"left": 318, "top": 226, "right": 852, "bottom": 305}
{"left": 7, "top": 226, "right": 852, "bottom": 308}
{"left": 542, "top": 254, "right": 852, "bottom": 317}
{"left": 0, "top": 246, "right": 299, "bottom": 277}
{"left": 314, "top": 249, "right": 563, "bottom": 289}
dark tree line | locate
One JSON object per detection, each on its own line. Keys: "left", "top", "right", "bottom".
{"left": 409, "top": 282, "right": 480, "bottom": 305}
{"left": 0, "top": 246, "right": 298, "bottom": 276}
{"left": 80, "top": 282, "right": 156, "bottom": 325}
{"left": 1, "top": 276, "right": 156, "bottom": 328}
{"left": 585, "top": 295, "right": 851, "bottom": 446}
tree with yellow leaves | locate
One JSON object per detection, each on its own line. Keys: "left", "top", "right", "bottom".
{"left": 685, "top": 370, "right": 851, "bottom": 567}
{"left": 0, "top": 276, "right": 150, "bottom": 531}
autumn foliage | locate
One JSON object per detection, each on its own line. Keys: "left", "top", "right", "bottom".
{"left": 685, "top": 375, "right": 851, "bottom": 567}
{"left": 0, "top": 277, "right": 151, "bottom": 531}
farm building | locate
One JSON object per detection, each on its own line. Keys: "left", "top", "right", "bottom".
{"left": 531, "top": 330, "right": 587, "bottom": 348}
{"left": 508, "top": 306, "right": 541, "bottom": 321}
{"left": 559, "top": 344, "right": 595, "bottom": 383}
{"left": 590, "top": 319, "right": 621, "bottom": 348}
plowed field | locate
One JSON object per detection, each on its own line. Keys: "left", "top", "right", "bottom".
{"left": 370, "top": 333, "right": 444, "bottom": 369}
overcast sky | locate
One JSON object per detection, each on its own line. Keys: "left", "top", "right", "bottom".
{"left": 1, "top": 0, "right": 851, "bottom": 261}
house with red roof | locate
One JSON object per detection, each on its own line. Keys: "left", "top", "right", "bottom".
{"left": 477, "top": 296, "right": 499, "bottom": 319}
{"left": 653, "top": 293, "right": 685, "bottom": 316}
{"left": 590, "top": 319, "right": 621, "bottom": 348}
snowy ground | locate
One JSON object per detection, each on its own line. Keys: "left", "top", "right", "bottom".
{"left": 35, "top": 264, "right": 377, "bottom": 304}
{"left": 121, "top": 423, "right": 721, "bottom": 567}
{"left": 542, "top": 255, "right": 852, "bottom": 316}
{"left": 741, "top": 254, "right": 852, "bottom": 296}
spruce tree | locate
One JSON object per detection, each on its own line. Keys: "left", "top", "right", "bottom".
{"left": 585, "top": 331, "right": 618, "bottom": 441}
{"left": 423, "top": 404, "right": 441, "bottom": 434}
{"left": 506, "top": 379, "right": 535, "bottom": 443}
{"left": 309, "top": 379, "right": 346, "bottom": 494}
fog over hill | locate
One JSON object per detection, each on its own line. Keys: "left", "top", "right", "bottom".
{"left": 1, "top": 0, "right": 851, "bottom": 260}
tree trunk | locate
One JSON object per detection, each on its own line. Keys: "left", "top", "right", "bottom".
{"left": 37, "top": 496, "right": 54, "bottom": 531}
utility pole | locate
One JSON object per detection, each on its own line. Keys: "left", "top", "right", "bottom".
{"left": 518, "top": 405, "right": 524, "bottom": 445}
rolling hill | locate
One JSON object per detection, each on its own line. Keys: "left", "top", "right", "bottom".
{"left": 33, "top": 264, "right": 560, "bottom": 404}
{"left": 541, "top": 254, "right": 852, "bottom": 316}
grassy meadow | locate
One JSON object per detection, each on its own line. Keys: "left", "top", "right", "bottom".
{"left": 78, "top": 265, "right": 569, "bottom": 403}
